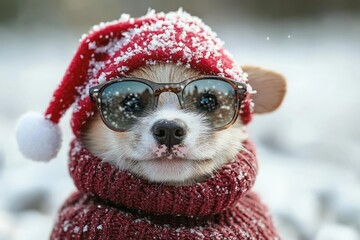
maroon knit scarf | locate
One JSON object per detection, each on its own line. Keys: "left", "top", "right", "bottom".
{"left": 50, "top": 140, "right": 280, "bottom": 239}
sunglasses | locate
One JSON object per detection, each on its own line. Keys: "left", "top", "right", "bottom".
{"left": 89, "top": 76, "right": 247, "bottom": 132}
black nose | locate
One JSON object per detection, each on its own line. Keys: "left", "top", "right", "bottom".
{"left": 151, "top": 119, "right": 187, "bottom": 148}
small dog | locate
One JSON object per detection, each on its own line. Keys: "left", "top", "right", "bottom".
{"left": 82, "top": 63, "right": 285, "bottom": 185}
{"left": 17, "top": 10, "right": 286, "bottom": 239}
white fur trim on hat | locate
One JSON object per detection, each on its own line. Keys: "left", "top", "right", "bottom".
{"left": 16, "top": 112, "right": 62, "bottom": 162}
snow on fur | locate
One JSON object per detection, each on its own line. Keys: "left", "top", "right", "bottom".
{"left": 16, "top": 112, "right": 62, "bottom": 161}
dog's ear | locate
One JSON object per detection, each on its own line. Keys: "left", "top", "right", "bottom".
{"left": 242, "top": 65, "right": 286, "bottom": 114}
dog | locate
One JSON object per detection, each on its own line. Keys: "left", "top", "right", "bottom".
{"left": 17, "top": 10, "right": 286, "bottom": 239}
{"left": 81, "top": 63, "right": 286, "bottom": 186}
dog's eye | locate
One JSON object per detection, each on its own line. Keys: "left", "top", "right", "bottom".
{"left": 197, "top": 93, "right": 218, "bottom": 112}
{"left": 121, "top": 94, "right": 144, "bottom": 113}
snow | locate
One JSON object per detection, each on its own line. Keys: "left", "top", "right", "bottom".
{"left": 315, "top": 224, "right": 359, "bottom": 240}
{"left": 1, "top": 12, "right": 360, "bottom": 240}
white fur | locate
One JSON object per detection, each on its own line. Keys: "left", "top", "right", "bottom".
{"left": 16, "top": 112, "right": 62, "bottom": 161}
{"left": 82, "top": 64, "right": 248, "bottom": 184}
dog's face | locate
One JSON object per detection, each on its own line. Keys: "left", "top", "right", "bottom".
{"left": 82, "top": 64, "right": 286, "bottom": 185}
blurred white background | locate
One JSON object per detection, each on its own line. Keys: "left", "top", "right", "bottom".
{"left": 0, "top": 1, "right": 359, "bottom": 239}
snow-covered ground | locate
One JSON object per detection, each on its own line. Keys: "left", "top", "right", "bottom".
{"left": 0, "top": 14, "right": 360, "bottom": 240}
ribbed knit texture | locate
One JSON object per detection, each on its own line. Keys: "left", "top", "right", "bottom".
{"left": 50, "top": 140, "right": 280, "bottom": 239}
{"left": 51, "top": 191, "right": 278, "bottom": 240}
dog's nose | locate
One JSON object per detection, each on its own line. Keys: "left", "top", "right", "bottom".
{"left": 151, "top": 119, "right": 187, "bottom": 148}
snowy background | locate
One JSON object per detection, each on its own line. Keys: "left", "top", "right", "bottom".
{"left": 0, "top": 1, "right": 360, "bottom": 240}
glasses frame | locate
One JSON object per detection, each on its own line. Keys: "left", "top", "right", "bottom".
{"left": 89, "top": 75, "right": 247, "bottom": 132}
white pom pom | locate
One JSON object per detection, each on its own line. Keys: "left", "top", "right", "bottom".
{"left": 16, "top": 112, "right": 62, "bottom": 162}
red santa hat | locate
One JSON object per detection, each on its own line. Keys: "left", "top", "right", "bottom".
{"left": 16, "top": 9, "right": 253, "bottom": 162}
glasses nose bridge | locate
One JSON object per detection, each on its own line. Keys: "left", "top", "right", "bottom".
{"left": 154, "top": 84, "right": 184, "bottom": 108}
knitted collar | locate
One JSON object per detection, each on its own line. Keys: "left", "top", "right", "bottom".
{"left": 68, "top": 140, "right": 258, "bottom": 217}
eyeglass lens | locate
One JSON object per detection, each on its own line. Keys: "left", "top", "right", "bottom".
{"left": 182, "top": 79, "right": 237, "bottom": 128}
{"left": 100, "top": 81, "right": 154, "bottom": 130}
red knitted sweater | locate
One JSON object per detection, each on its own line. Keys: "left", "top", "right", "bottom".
{"left": 50, "top": 140, "right": 279, "bottom": 239}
